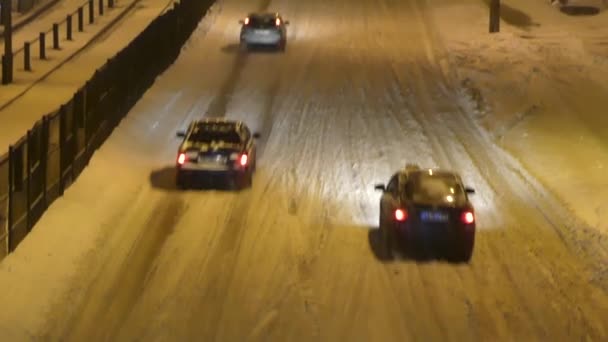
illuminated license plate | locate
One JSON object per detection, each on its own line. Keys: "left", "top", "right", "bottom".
{"left": 199, "top": 155, "right": 226, "bottom": 163}
{"left": 420, "top": 211, "right": 449, "bottom": 222}
{"left": 255, "top": 30, "right": 271, "bottom": 35}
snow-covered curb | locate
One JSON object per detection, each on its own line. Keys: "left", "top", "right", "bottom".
{"left": 0, "top": 1, "right": 222, "bottom": 339}
{"left": 428, "top": 0, "right": 608, "bottom": 266}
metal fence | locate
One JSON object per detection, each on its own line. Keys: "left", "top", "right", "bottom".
{"left": 0, "top": 0, "right": 214, "bottom": 261}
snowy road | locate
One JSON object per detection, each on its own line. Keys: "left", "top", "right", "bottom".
{"left": 11, "top": 0, "right": 608, "bottom": 340}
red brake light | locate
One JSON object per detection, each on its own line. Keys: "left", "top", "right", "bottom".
{"left": 275, "top": 18, "right": 281, "bottom": 26}
{"left": 244, "top": 17, "right": 249, "bottom": 25}
{"left": 462, "top": 211, "right": 475, "bottom": 224}
{"left": 239, "top": 154, "right": 248, "bottom": 166}
{"left": 394, "top": 209, "right": 407, "bottom": 221}
{"left": 177, "top": 153, "right": 186, "bottom": 165}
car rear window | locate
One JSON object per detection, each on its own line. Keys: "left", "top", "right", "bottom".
{"left": 189, "top": 124, "right": 241, "bottom": 144}
{"left": 249, "top": 16, "right": 276, "bottom": 28}
{"left": 406, "top": 173, "right": 465, "bottom": 205}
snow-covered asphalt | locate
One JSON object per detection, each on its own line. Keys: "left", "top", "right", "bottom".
{"left": 2, "top": 0, "right": 608, "bottom": 340}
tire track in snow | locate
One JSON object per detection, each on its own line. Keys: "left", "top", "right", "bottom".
{"left": 415, "top": 0, "right": 608, "bottom": 332}
{"left": 365, "top": 0, "right": 559, "bottom": 337}
{"left": 390, "top": 0, "right": 608, "bottom": 338}
{"left": 391, "top": 44, "right": 559, "bottom": 338}
{"left": 205, "top": 0, "right": 276, "bottom": 119}
{"left": 339, "top": 47, "right": 448, "bottom": 340}
{"left": 58, "top": 192, "right": 186, "bottom": 342}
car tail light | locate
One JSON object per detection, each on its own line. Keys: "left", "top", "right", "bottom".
{"left": 177, "top": 153, "right": 187, "bottom": 165}
{"left": 239, "top": 154, "right": 248, "bottom": 166}
{"left": 394, "top": 209, "right": 407, "bottom": 222}
{"left": 461, "top": 211, "right": 475, "bottom": 224}
{"left": 244, "top": 17, "right": 249, "bottom": 25}
{"left": 275, "top": 18, "right": 281, "bottom": 26}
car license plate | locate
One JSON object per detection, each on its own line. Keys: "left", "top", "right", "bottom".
{"left": 199, "top": 155, "right": 225, "bottom": 163}
{"left": 420, "top": 211, "right": 449, "bottom": 222}
{"left": 255, "top": 30, "right": 270, "bottom": 35}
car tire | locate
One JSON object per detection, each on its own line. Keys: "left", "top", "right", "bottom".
{"left": 243, "top": 169, "right": 253, "bottom": 189}
{"left": 176, "top": 171, "right": 188, "bottom": 190}
{"left": 379, "top": 214, "right": 393, "bottom": 259}
{"left": 223, "top": 175, "right": 241, "bottom": 191}
{"left": 240, "top": 40, "right": 249, "bottom": 52}
{"left": 453, "top": 232, "right": 475, "bottom": 263}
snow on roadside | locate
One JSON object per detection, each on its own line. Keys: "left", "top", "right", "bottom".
{"left": 0, "top": 0, "right": 206, "bottom": 338}
{"left": 427, "top": 0, "right": 608, "bottom": 241}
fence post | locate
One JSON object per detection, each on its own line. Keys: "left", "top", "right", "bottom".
{"left": 24, "top": 42, "right": 31, "bottom": 71}
{"left": 71, "top": 103, "right": 77, "bottom": 181}
{"left": 78, "top": 6, "right": 84, "bottom": 31}
{"left": 489, "top": 0, "right": 500, "bottom": 33}
{"left": 67, "top": 14, "right": 73, "bottom": 40}
{"left": 98, "top": 0, "right": 104, "bottom": 16}
{"left": 59, "top": 106, "right": 66, "bottom": 195}
{"left": 89, "top": 0, "right": 94, "bottom": 24}
{"left": 41, "top": 116, "right": 49, "bottom": 210}
{"left": 53, "top": 23, "right": 60, "bottom": 50}
{"left": 39, "top": 32, "right": 46, "bottom": 59}
{"left": 7, "top": 145, "right": 13, "bottom": 252}
{"left": 1, "top": 54, "right": 9, "bottom": 85}
{"left": 25, "top": 130, "right": 31, "bottom": 232}
{"left": 81, "top": 86, "right": 88, "bottom": 149}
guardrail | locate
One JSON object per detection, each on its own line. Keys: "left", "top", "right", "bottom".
{"left": 0, "top": 0, "right": 214, "bottom": 260}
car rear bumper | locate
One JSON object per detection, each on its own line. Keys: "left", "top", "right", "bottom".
{"left": 394, "top": 222, "right": 475, "bottom": 242}
{"left": 177, "top": 168, "right": 246, "bottom": 178}
{"left": 241, "top": 32, "right": 282, "bottom": 45}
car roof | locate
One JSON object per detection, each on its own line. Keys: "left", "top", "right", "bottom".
{"left": 402, "top": 169, "right": 462, "bottom": 182}
{"left": 193, "top": 118, "right": 241, "bottom": 125}
{"left": 191, "top": 119, "right": 244, "bottom": 131}
{"left": 248, "top": 12, "right": 280, "bottom": 18}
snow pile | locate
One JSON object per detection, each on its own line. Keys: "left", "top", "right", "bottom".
{"left": 429, "top": 1, "right": 608, "bottom": 243}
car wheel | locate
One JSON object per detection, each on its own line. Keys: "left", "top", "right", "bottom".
{"left": 176, "top": 172, "right": 187, "bottom": 190}
{"left": 379, "top": 214, "right": 393, "bottom": 259}
{"left": 453, "top": 232, "right": 475, "bottom": 263}
{"left": 241, "top": 170, "right": 253, "bottom": 189}
{"left": 240, "top": 40, "right": 249, "bottom": 52}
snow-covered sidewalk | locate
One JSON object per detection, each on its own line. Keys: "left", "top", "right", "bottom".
{"left": 0, "top": 0, "right": 180, "bottom": 337}
{"left": 428, "top": 0, "right": 608, "bottom": 238}
{"left": 0, "top": 0, "right": 173, "bottom": 151}
{"left": 0, "top": 0, "right": 59, "bottom": 36}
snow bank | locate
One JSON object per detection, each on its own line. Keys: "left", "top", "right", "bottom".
{"left": 429, "top": 0, "right": 608, "bottom": 239}
{"left": 0, "top": 0, "right": 185, "bottom": 338}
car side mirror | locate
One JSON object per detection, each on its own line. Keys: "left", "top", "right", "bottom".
{"left": 374, "top": 184, "right": 386, "bottom": 192}
{"left": 252, "top": 132, "right": 261, "bottom": 139}
{"left": 176, "top": 131, "right": 186, "bottom": 138}
{"left": 465, "top": 187, "right": 475, "bottom": 194}
{"left": 238, "top": 19, "right": 244, "bottom": 24}
{"left": 284, "top": 20, "right": 290, "bottom": 25}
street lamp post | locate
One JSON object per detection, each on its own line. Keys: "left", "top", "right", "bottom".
{"left": 1, "top": 0, "right": 13, "bottom": 84}
{"left": 489, "top": 0, "right": 500, "bottom": 33}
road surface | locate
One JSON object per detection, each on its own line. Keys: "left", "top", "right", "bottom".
{"left": 30, "top": 0, "right": 608, "bottom": 340}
